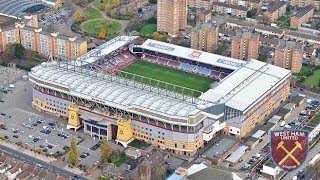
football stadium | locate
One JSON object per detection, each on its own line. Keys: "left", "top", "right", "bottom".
{"left": 29, "top": 36, "right": 291, "bottom": 156}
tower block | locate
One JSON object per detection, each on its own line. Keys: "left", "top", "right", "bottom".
{"left": 116, "top": 118, "right": 134, "bottom": 147}
{"left": 67, "top": 103, "right": 81, "bottom": 131}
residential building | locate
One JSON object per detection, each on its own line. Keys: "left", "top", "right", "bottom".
{"left": 0, "top": 16, "right": 87, "bottom": 59}
{"left": 191, "top": 23, "right": 218, "bottom": 53}
{"left": 274, "top": 40, "right": 303, "bottom": 73}
{"left": 188, "top": 0, "right": 214, "bottom": 9}
{"left": 212, "top": 2, "right": 248, "bottom": 17}
{"left": 290, "top": 6, "right": 314, "bottom": 29}
{"left": 157, "top": 0, "right": 187, "bottom": 36}
{"left": 263, "top": 1, "right": 287, "bottom": 22}
{"left": 226, "top": 0, "right": 239, "bottom": 5}
{"left": 245, "top": 0, "right": 263, "bottom": 10}
{"left": 197, "top": 8, "right": 212, "bottom": 23}
{"left": 231, "top": 31, "right": 260, "bottom": 60}
{"left": 37, "top": 0, "right": 64, "bottom": 9}
{"left": 290, "top": 0, "right": 320, "bottom": 10}
{"left": 119, "top": 0, "right": 148, "bottom": 15}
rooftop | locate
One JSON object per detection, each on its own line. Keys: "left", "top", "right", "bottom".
{"left": 213, "top": 2, "right": 248, "bottom": 11}
{"left": 140, "top": 39, "right": 246, "bottom": 71}
{"left": 203, "top": 138, "right": 237, "bottom": 159}
{"left": 29, "top": 61, "right": 200, "bottom": 123}
{"left": 78, "top": 36, "right": 138, "bottom": 65}
{"left": 199, "top": 60, "right": 291, "bottom": 113}
{"left": 294, "top": 6, "right": 313, "bottom": 19}
{"left": 267, "top": 1, "right": 286, "bottom": 14}
{"left": 277, "top": 40, "right": 302, "bottom": 50}
{"left": 235, "top": 31, "right": 259, "bottom": 41}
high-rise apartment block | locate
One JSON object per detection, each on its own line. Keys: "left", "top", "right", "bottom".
{"left": 0, "top": 15, "right": 87, "bottom": 59}
{"left": 274, "top": 40, "right": 303, "bottom": 73}
{"left": 157, "top": 0, "right": 187, "bottom": 36}
{"left": 191, "top": 24, "right": 218, "bottom": 53}
{"left": 231, "top": 31, "right": 259, "bottom": 60}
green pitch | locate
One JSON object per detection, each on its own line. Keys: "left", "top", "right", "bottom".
{"left": 120, "top": 60, "right": 215, "bottom": 97}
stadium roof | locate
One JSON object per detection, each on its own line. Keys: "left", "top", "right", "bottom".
{"left": 140, "top": 39, "right": 245, "bottom": 70}
{"left": 199, "top": 60, "right": 291, "bottom": 113}
{"left": 29, "top": 61, "right": 201, "bottom": 124}
{"left": 77, "top": 36, "right": 138, "bottom": 65}
{"left": 0, "top": 0, "right": 42, "bottom": 18}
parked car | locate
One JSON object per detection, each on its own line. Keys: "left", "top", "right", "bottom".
{"left": 13, "top": 135, "right": 19, "bottom": 138}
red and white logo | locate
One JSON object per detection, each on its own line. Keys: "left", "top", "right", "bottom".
{"left": 270, "top": 130, "right": 309, "bottom": 172}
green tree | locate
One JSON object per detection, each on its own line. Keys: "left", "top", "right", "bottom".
{"left": 246, "top": 9, "right": 257, "bottom": 18}
{"left": 74, "top": 10, "right": 83, "bottom": 22}
{"left": 98, "top": 3, "right": 106, "bottom": 11}
{"left": 1, "top": 134, "right": 6, "bottom": 141}
{"left": 100, "top": 143, "right": 113, "bottom": 163}
{"left": 148, "top": 0, "right": 157, "bottom": 4}
{"left": 68, "top": 137, "right": 80, "bottom": 166}
{"left": 110, "top": 8, "right": 117, "bottom": 17}
{"left": 14, "top": 43, "right": 25, "bottom": 59}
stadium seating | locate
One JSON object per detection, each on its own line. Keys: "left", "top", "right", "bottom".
{"left": 141, "top": 52, "right": 234, "bottom": 80}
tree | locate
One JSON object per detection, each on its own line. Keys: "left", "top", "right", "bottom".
{"left": 155, "top": 163, "right": 166, "bottom": 180}
{"left": 106, "top": 20, "right": 112, "bottom": 27}
{"left": 110, "top": 8, "right": 117, "bottom": 17}
{"left": 98, "top": 3, "right": 106, "bottom": 11}
{"left": 68, "top": 137, "right": 80, "bottom": 166}
{"left": 100, "top": 143, "right": 112, "bottom": 163}
{"left": 98, "top": 28, "right": 107, "bottom": 39}
{"left": 148, "top": 0, "right": 157, "bottom": 4}
{"left": 246, "top": 9, "right": 257, "bottom": 18}
{"left": 1, "top": 134, "right": 6, "bottom": 141}
{"left": 14, "top": 43, "right": 25, "bottom": 59}
{"left": 74, "top": 10, "right": 83, "bottom": 22}
{"left": 138, "top": 8, "right": 143, "bottom": 14}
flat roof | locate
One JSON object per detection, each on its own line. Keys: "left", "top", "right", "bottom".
{"left": 140, "top": 39, "right": 245, "bottom": 70}
{"left": 225, "top": 145, "right": 248, "bottom": 163}
{"left": 268, "top": 115, "right": 282, "bottom": 124}
{"left": 252, "top": 130, "right": 266, "bottom": 139}
{"left": 199, "top": 60, "right": 291, "bottom": 113}
{"left": 204, "top": 138, "right": 237, "bottom": 159}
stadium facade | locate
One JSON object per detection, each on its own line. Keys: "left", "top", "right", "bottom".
{"left": 29, "top": 36, "right": 291, "bottom": 156}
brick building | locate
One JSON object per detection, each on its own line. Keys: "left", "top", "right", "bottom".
{"left": 191, "top": 23, "right": 218, "bottom": 53}
{"left": 263, "top": 1, "right": 286, "bottom": 22}
{"left": 231, "top": 31, "right": 260, "bottom": 60}
{"left": 157, "top": 0, "right": 187, "bottom": 36}
{"left": 197, "top": 8, "right": 212, "bottom": 23}
{"left": 274, "top": 40, "right": 303, "bottom": 73}
{"left": 213, "top": 2, "right": 248, "bottom": 17}
{"left": 290, "top": 6, "right": 314, "bottom": 29}
{"left": 290, "top": 0, "right": 320, "bottom": 10}
{"left": 0, "top": 15, "right": 87, "bottom": 59}
{"left": 188, "top": 0, "right": 214, "bottom": 9}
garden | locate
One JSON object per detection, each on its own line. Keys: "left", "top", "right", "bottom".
{"left": 295, "top": 65, "right": 320, "bottom": 92}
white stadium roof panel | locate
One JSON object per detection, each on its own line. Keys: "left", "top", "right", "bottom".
{"left": 140, "top": 39, "right": 246, "bottom": 70}
{"left": 29, "top": 62, "right": 200, "bottom": 121}
{"left": 199, "top": 60, "right": 291, "bottom": 113}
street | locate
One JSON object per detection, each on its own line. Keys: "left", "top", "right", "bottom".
{"left": 0, "top": 144, "right": 87, "bottom": 180}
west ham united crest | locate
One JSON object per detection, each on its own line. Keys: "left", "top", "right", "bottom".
{"left": 270, "top": 130, "right": 309, "bottom": 172}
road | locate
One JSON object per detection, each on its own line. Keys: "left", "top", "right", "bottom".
{"left": 0, "top": 144, "right": 88, "bottom": 180}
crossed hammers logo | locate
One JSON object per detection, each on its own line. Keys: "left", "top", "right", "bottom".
{"left": 277, "top": 141, "right": 303, "bottom": 165}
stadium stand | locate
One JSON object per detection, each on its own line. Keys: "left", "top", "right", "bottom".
{"left": 141, "top": 51, "right": 233, "bottom": 79}
{"left": 0, "top": 0, "right": 44, "bottom": 17}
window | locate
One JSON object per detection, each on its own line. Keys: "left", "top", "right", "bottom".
{"left": 175, "top": 143, "right": 177, "bottom": 148}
